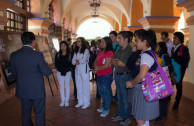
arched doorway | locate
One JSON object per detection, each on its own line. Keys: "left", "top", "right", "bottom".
{"left": 77, "top": 18, "right": 113, "bottom": 40}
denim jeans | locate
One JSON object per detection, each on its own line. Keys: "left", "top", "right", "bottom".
{"left": 115, "top": 74, "right": 132, "bottom": 119}
{"left": 97, "top": 74, "right": 113, "bottom": 111}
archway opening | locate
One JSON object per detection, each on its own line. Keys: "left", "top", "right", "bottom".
{"left": 178, "top": 12, "right": 185, "bottom": 32}
{"left": 77, "top": 18, "right": 113, "bottom": 40}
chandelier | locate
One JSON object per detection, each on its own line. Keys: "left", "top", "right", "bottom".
{"left": 89, "top": 0, "right": 101, "bottom": 11}
{"left": 89, "top": 0, "right": 101, "bottom": 18}
{"left": 91, "top": 10, "right": 99, "bottom": 17}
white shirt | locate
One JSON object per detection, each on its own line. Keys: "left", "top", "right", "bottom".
{"left": 166, "top": 39, "right": 173, "bottom": 57}
{"left": 72, "top": 49, "right": 90, "bottom": 74}
{"left": 173, "top": 44, "right": 182, "bottom": 52}
{"left": 23, "top": 45, "right": 33, "bottom": 48}
{"left": 140, "top": 47, "right": 155, "bottom": 68}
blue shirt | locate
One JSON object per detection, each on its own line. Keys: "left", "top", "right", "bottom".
{"left": 112, "top": 41, "right": 120, "bottom": 52}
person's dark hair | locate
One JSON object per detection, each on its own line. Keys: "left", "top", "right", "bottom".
{"left": 67, "top": 38, "right": 71, "bottom": 41}
{"left": 161, "top": 32, "right": 169, "bottom": 38}
{"left": 157, "top": 42, "right": 168, "bottom": 57}
{"left": 109, "top": 31, "right": 117, "bottom": 37}
{"left": 173, "top": 32, "right": 184, "bottom": 44}
{"left": 118, "top": 31, "right": 131, "bottom": 42}
{"left": 72, "top": 41, "right": 77, "bottom": 51}
{"left": 21, "top": 32, "right": 35, "bottom": 45}
{"left": 102, "top": 37, "right": 113, "bottom": 53}
{"left": 127, "top": 31, "right": 133, "bottom": 42}
{"left": 134, "top": 29, "right": 157, "bottom": 50}
{"left": 91, "top": 40, "right": 96, "bottom": 47}
{"left": 97, "top": 39, "right": 101, "bottom": 43}
{"left": 59, "top": 41, "right": 70, "bottom": 55}
{"left": 75, "top": 37, "right": 87, "bottom": 54}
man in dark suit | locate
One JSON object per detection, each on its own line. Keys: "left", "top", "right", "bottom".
{"left": 10, "top": 32, "right": 51, "bottom": 126}
{"left": 171, "top": 32, "right": 190, "bottom": 110}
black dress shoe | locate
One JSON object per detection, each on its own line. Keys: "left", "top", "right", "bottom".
{"left": 152, "top": 117, "right": 163, "bottom": 122}
{"left": 172, "top": 104, "right": 179, "bottom": 111}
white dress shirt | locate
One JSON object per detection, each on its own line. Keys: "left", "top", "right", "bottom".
{"left": 72, "top": 49, "right": 90, "bottom": 76}
{"left": 166, "top": 39, "right": 173, "bottom": 57}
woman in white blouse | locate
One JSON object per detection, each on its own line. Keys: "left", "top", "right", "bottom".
{"left": 72, "top": 37, "right": 90, "bottom": 109}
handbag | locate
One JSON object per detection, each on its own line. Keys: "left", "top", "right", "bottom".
{"left": 141, "top": 51, "right": 174, "bottom": 102}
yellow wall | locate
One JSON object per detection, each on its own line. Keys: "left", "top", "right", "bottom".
{"left": 151, "top": 0, "right": 174, "bottom": 16}
{"left": 131, "top": 0, "right": 143, "bottom": 26}
{"left": 174, "top": 7, "right": 182, "bottom": 31}
{"left": 121, "top": 13, "right": 127, "bottom": 30}
{"left": 115, "top": 22, "right": 119, "bottom": 31}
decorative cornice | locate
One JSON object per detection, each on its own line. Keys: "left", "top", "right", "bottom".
{"left": 138, "top": 16, "right": 180, "bottom": 27}
{"left": 28, "top": 19, "right": 53, "bottom": 28}
{"left": 181, "top": 28, "right": 189, "bottom": 33}
{"left": 124, "top": 26, "right": 143, "bottom": 32}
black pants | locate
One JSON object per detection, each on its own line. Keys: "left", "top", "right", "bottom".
{"left": 159, "top": 97, "right": 169, "bottom": 117}
{"left": 174, "top": 68, "right": 186, "bottom": 107}
{"left": 21, "top": 98, "right": 45, "bottom": 126}
{"left": 71, "top": 68, "right": 77, "bottom": 99}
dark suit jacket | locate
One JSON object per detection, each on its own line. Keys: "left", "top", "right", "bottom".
{"left": 171, "top": 44, "right": 189, "bottom": 75}
{"left": 10, "top": 46, "right": 51, "bottom": 99}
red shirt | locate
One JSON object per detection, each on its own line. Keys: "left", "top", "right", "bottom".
{"left": 96, "top": 50, "right": 114, "bottom": 76}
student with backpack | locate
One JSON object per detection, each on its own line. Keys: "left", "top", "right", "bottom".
{"left": 171, "top": 32, "right": 190, "bottom": 110}
{"left": 109, "top": 31, "right": 120, "bottom": 104}
{"left": 126, "top": 29, "right": 159, "bottom": 126}
{"left": 154, "top": 42, "right": 174, "bottom": 121}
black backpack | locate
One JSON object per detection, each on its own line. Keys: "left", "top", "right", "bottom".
{"left": 88, "top": 50, "right": 95, "bottom": 69}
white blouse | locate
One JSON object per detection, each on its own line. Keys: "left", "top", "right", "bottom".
{"left": 140, "top": 47, "right": 155, "bottom": 68}
{"left": 72, "top": 49, "right": 90, "bottom": 74}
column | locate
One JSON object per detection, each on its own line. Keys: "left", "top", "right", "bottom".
{"left": 138, "top": 16, "right": 180, "bottom": 41}
{"left": 71, "top": 33, "right": 77, "bottom": 42}
{"left": 28, "top": 18, "right": 53, "bottom": 37}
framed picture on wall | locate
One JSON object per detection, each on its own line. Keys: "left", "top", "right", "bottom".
{"left": 0, "top": 61, "right": 16, "bottom": 91}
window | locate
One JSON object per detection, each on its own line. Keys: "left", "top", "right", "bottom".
{"left": 6, "top": 10, "right": 24, "bottom": 32}
{"left": 27, "top": 0, "right": 30, "bottom": 12}
{"left": 15, "top": 0, "right": 24, "bottom": 9}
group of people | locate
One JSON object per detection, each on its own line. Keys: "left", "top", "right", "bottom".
{"left": 10, "top": 29, "right": 190, "bottom": 126}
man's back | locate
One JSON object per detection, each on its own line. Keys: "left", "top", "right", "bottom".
{"left": 10, "top": 46, "right": 51, "bottom": 99}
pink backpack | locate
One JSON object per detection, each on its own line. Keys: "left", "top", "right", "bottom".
{"left": 141, "top": 51, "right": 174, "bottom": 102}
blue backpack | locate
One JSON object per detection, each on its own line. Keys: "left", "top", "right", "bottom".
{"left": 161, "top": 54, "right": 181, "bottom": 83}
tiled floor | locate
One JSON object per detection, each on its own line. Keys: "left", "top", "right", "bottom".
{"left": 0, "top": 72, "right": 194, "bottom": 126}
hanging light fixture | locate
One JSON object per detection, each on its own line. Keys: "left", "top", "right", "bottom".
{"left": 91, "top": 10, "right": 99, "bottom": 17}
{"left": 89, "top": 0, "right": 101, "bottom": 18}
{"left": 89, "top": 0, "right": 101, "bottom": 11}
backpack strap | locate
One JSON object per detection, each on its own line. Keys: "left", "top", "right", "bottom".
{"left": 179, "top": 44, "right": 184, "bottom": 57}
{"left": 113, "top": 44, "right": 119, "bottom": 53}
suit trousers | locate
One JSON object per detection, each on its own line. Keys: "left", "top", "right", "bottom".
{"left": 57, "top": 71, "right": 71, "bottom": 103}
{"left": 75, "top": 72, "right": 90, "bottom": 106}
{"left": 21, "top": 98, "right": 45, "bottom": 126}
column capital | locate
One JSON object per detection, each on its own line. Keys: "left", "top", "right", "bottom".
{"left": 138, "top": 16, "right": 180, "bottom": 32}
{"left": 28, "top": 18, "right": 53, "bottom": 36}
{"left": 124, "top": 26, "right": 143, "bottom": 32}
{"left": 178, "top": 0, "right": 194, "bottom": 12}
